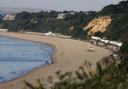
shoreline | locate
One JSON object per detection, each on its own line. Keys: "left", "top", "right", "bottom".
{"left": 0, "top": 35, "right": 57, "bottom": 85}
{"left": 0, "top": 32, "right": 111, "bottom": 89}
{"left": 0, "top": 35, "right": 57, "bottom": 63}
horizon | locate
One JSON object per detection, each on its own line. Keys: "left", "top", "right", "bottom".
{"left": 0, "top": 0, "right": 122, "bottom": 11}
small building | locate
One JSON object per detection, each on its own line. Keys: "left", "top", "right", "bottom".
{"left": 109, "top": 41, "right": 122, "bottom": 51}
{"left": 0, "top": 29, "right": 8, "bottom": 32}
{"left": 91, "top": 36, "right": 101, "bottom": 46}
{"left": 57, "top": 13, "right": 66, "bottom": 20}
{"left": 70, "top": 11, "right": 75, "bottom": 15}
{"left": 91, "top": 36, "right": 101, "bottom": 41}
{"left": 43, "top": 32, "right": 53, "bottom": 36}
{"left": 90, "top": 36, "right": 122, "bottom": 51}
{"left": 99, "top": 39, "right": 109, "bottom": 47}
{"left": 3, "top": 14, "right": 15, "bottom": 21}
{"left": 109, "top": 41, "right": 122, "bottom": 47}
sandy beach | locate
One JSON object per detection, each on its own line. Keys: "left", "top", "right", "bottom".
{"left": 0, "top": 32, "right": 111, "bottom": 89}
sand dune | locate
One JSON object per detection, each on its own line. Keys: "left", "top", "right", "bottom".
{"left": 0, "top": 32, "right": 111, "bottom": 89}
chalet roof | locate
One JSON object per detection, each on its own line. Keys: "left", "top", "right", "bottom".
{"left": 91, "top": 36, "right": 122, "bottom": 47}
{"left": 109, "top": 41, "right": 122, "bottom": 47}
{"left": 91, "top": 36, "right": 101, "bottom": 40}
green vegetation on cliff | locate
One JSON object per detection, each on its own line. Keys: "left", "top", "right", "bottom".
{"left": 1, "top": 1, "right": 128, "bottom": 41}
{"left": 0, "top": 11, "right": 96, "bottom": 39}
{"left": 98, "top": 0, "right": 128, "bottom": 41}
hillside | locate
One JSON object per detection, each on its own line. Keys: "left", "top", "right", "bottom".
{"left": 0, "top": 11, "right": 96, "bottom": 39}
{"left": 0, "top": 1, "right": 128, "bottom": 41}
{"left": 93, "top": 0, "right": 128, "bottom": 41}
{"left": 77, "top": 0, "right": 128, "bottom": 41}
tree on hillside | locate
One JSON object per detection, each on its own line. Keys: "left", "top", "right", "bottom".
{"left": 71, "top": 26, "right": 87, "bottom": 39}
{"left": 15, "top": 11, "right": 32, "bottom": 20}
{"left": 120, "top": 42, "right": 128, "bottom": 54}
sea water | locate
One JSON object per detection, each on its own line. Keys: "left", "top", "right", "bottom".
{"left": 0, "top": 36, "right": 53, "bottom": 82}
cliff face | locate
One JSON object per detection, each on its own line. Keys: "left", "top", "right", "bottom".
{"left": 3, "top": 14, "right": 15, "bottom": 21}
{"left": 83, "top": 16, "right": 112, "bottom": 35}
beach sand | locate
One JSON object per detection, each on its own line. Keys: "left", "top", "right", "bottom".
{"left": 0, "top": 32, "right": 111, "bottom": 89}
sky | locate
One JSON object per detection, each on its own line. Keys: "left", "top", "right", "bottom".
{"left": 0, "top": 0, "right": 123, "bottom": 11}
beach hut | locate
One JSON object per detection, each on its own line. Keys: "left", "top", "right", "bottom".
{"left": 90, "top": 36, "right": 123, "bottom": 51}
{"left": 91, "top": 36, "right": 101, "bottom": 40}
{"left": 109, "top": 41, "right": 122, "bottom": 47}
{"left": 91, "top": 36, "right": 101, "bottom": 46}
{"left": 99, "top": 39, "right": 109, "bottom": 47}
{"left": 109, "top": 41, "right": 122, "bottom": 51}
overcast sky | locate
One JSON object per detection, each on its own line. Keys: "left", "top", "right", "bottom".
{"left": 0, "top": 0, "right": 123, "bottom": 11}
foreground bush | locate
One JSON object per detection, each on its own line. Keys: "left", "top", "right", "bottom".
{"left": 25, "top": 54, "right": 128, "bottom": 89}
